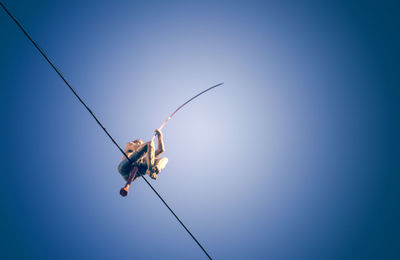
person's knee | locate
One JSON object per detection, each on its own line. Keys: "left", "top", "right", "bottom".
{"left": 159, "top": 157, "right": 168, "bottom": 168}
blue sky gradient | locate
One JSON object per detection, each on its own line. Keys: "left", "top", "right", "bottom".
{"left": 0, "top": 1, "right": 399, "bottom": 259}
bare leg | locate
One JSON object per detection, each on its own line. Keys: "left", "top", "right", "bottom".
{"left": 152, "top": 157, "right": 168, "bottom": 174}
{"left": 145, "top": 140, "right": 157, "bottom": 179}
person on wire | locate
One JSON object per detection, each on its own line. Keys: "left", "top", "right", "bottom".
{"left": 118, "top": 128, "right": 168, "bottom": 196}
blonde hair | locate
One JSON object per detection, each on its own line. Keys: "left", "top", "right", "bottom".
{"left": 122, "top": 139, "right": 143, "bottom": 160}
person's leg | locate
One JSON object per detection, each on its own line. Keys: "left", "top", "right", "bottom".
{"left": 152, "top": 157, "right": 168, "bottom": 174}
{"left": 145, "top": 140, "right": 158, "bottom": 179}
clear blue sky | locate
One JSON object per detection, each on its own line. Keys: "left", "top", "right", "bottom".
{"left": 0, "top": 0, "right": 399, "bottom": 259}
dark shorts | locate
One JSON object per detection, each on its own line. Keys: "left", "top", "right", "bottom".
{"left": 118, "top": 159, "right": 148, "bottom": 181}
{"left": 117, "top": 146, "right": 148, "bottom": 181}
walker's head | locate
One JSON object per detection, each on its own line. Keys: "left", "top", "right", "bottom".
{"left": 131, "top": 139, "right": 143, "bottom": 145}
{"left": 125, "top": 139, "right": 143, "bottom": 154}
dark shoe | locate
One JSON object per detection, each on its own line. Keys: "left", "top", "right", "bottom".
{"left": 151, "top": 166, "right": 160, "bottom": 174}
{"left": 150, "top": 171, "right": 158, "bottom": 180}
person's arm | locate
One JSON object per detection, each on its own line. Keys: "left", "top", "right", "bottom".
{"left": 154, "top": 128, "right": 165, "bottom": 157}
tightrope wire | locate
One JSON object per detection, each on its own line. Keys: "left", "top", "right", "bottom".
{"left": 0, "top": 2, "right": 213, "bottom": 259}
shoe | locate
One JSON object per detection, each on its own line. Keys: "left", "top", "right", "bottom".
{"left": 150, "top": 172, "right": 158, "bottom": 180}
{"left": 151, "top": 166, "right": 160, "bottom": 174}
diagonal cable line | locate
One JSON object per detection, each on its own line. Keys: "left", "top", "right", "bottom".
{"left": 0, "top": 2, "right": 212, "bottom": 259}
